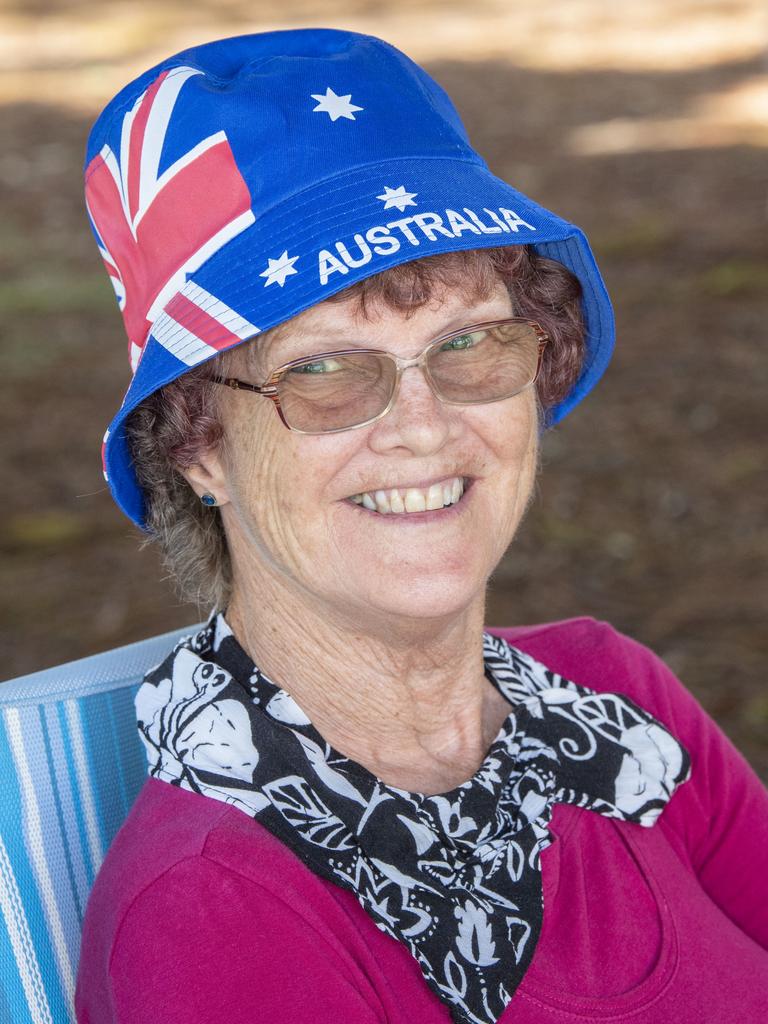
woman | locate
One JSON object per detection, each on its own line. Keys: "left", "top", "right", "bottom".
{"left": 75, "top": 28, "right": 768, "bottom": 1024}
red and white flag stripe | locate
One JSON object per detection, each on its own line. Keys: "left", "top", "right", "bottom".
{"left": 152, "top": 282, "right": 260, "bottom": 366}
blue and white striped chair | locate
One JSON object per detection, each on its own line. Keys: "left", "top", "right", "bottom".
{"left": 0, "top": 623, "right": 201, "bottom": 1024}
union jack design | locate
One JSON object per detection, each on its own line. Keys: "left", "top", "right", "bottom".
{"left": 152, "top": 281, "right": 260, "bottom": 366}
{"left": 85, "top": 66, "right": 256, "bottom": 372}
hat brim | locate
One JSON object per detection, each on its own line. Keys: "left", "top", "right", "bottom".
{"left": 103, "top": 157, "right": 614, "bottom": 528}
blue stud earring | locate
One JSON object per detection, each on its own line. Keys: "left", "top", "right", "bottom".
{"left": 200, "top": 493, "right": 217, "bottom": 507}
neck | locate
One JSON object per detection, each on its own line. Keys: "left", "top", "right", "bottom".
{"left": 224, "top": 567, "right": 513, "bottom": 795}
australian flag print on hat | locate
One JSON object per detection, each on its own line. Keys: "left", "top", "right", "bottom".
{"left": 85, "top": 28, "right": 615, "bottom": 528}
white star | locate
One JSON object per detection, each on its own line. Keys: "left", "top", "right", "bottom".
{"left": 311, "top": 87, "right": 363, "bottom": 122}
{"left": 260, "top": 251, "right": 299, "bottom": 288}
{"left": 376, "top": 185, "right": 418, "bottom": 212}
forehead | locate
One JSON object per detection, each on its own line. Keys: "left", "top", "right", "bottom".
{"left": 239, "top": 279, "right": 513, "bottom": 373}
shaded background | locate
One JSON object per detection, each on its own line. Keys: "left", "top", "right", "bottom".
{"left": 1, "top": 1, "right": 766, "bottom": 777}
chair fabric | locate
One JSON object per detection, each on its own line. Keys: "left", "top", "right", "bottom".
{"left": 0, "top": 624, "right": 201, "bottom": 1024}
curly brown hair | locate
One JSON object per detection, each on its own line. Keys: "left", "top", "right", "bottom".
{"left": 125, "top": 245, "right": 585, "bottom": 611}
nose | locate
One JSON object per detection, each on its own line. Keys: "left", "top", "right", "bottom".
{"left": 367, "top": 363, "right": 457, "bottom": 456}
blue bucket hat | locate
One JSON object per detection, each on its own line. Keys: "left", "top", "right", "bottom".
{"left": 85, "top": 27, "right": 614, "bottom": 529}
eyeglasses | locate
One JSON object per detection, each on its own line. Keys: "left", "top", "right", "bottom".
{"left": 211, "top": 317, "right": 549, "bottom": 434}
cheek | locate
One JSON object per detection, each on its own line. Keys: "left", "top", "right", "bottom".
{"left": 223, "top": 408, "right": 352, "bottom": 556}
{"left": 220, "top": 405, "right": 290, "bottom": 539}
{"left": 472, "top": 397, "right": 539, "bottom": 531}
{"left": 475, "top": 392, "right": 538, "bottom": 475}
{"left": 508, "top": 404, "right": 540, "bottom": 498}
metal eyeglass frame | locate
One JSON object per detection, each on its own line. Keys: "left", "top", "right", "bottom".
{"left": 210, "top": 317, "right": 550, "bottom": 435}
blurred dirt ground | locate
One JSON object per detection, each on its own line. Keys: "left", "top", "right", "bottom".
{"left": 1, "top": 1, "right": 766, "bottom": 778}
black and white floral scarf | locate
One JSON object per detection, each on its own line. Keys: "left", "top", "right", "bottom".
{"left": 136, "top": 612, "right": 690, "bottom": 1024}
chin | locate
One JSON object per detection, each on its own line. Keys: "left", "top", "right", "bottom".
{"left": 350, "top": 570, "right": 487, "bottom": 624}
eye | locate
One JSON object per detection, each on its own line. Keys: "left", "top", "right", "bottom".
{"left": 289, "top": 357, "right": 344, "bottom": 374}
{"left": 439, "top": 332, "right": 483, "bottom": 351}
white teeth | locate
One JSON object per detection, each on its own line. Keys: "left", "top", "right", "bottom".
{"left": 426, "top": 483, "right": 444, "bottom": 510}
{"left": 374, "top": 490, "right": 391, "bottom": 513}
{"left": 404, "top": 488, "right": 427, "bottom": 513}
{"left": 389, "top": 489, "right": 405, "bottom": 513}
{"left": 350, "top": 476, "right": 467, "bottom": 515}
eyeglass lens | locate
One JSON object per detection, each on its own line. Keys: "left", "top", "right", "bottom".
{"left": 277, "top": 321, "right": 541, "bottom": 432}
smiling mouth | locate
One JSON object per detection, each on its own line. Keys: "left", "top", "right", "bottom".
{"left": 346, "top": 476, "right": 469, "bottom": 515}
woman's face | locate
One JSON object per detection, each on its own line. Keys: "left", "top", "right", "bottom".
{"left": 193, "top": 280, "right": 540, "bottom": 628}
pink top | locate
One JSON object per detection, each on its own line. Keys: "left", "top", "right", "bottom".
{"left": 75, "top": 617, "right": 768, "bottom": 1023}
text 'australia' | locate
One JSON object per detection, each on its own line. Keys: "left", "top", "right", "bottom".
{"left": 317, "top": 207, "right": 536, "bottom": 285}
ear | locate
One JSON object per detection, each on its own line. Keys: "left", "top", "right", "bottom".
{"left": 177, "top": 448, "right": 232, "bottom": 508}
